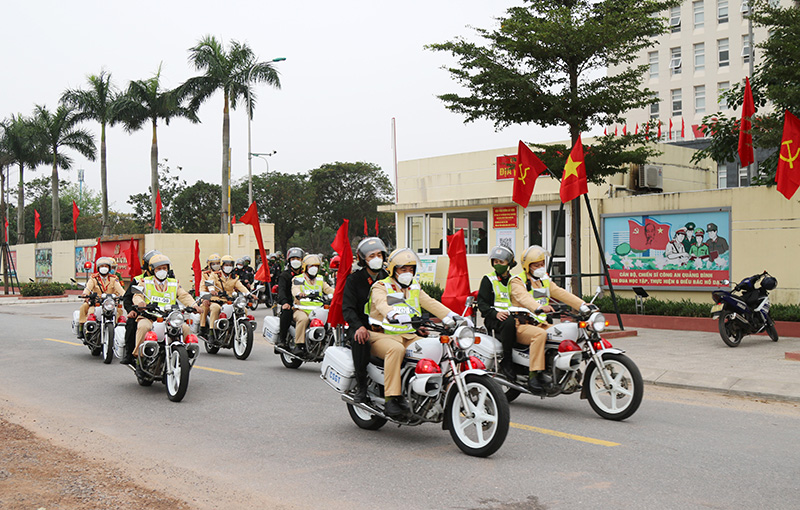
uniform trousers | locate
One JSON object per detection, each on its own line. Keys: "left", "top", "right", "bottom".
{"left": 516, "top": 322, "right": 548, "bottom": 371}
{"left": 368, "top": 331, "right": 421, "bottom": 397}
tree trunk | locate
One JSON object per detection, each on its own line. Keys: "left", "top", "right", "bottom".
{"left": 16, "top": 163, "right": 24, "bottom": 244}
{"left": 151, "top": 118, "right": 158, "bottom": 233}
{"left": 100, "top": 121, "right": 109, "bottom": 236}
{"left": 51, "top": 151, "right": 62, "bottom": 241}
{"left": 220, "top": 90, "right": 230, "bottom": 233}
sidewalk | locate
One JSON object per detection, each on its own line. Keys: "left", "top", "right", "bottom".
{"left": 609, "top": 327, "right": 800, "bottom": 402}
{"left": 0, "top": 294, "right": 81, "bottom": 305}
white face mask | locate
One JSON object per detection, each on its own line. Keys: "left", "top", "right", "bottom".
{"left": 368, "top": 257, "right": 383, "bottom": 271}
{"left": 533, "top": 267, "right": 548, "bottom": 279}
{"left": 211, "top": 264, "right": 221, "bottom": 271}
{"left": 396, "top": 272, "right": 414, "bottom": 287}
{"left": 155, "top": 269, "right": 168, "bottom": 281}
{"left": 290, "top": 259, "right": 302, "bottom": 269}
{"left": 307, "top": 266, "right": 319, "bottom": 277}
{"left": 98, "top": 266, "right": 109, "bottom": 275}
{"left": 236, "top": 265, "right": 243, "bottom": 270}
{"left": 223, "top": 265, "right": 233, "bottom": 274}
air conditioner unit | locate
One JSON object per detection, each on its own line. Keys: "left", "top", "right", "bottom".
{"left": 639, "top": 165, "right": 663, "bottom": 189}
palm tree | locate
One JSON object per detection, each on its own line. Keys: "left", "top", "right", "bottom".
{"left": 185, "top": 35, "right": 282, "bottom": 233}
{"left": 116, "top": 66, "right": 197, "bottom": 231}
{"left": 31, "top": 104, "right": 97, "bottom": 241}
{"left": 61, "top": 70, "right": 120, "bottom": 236}
{"left": 0, "top": 115, "right": 45, "bottom": 243}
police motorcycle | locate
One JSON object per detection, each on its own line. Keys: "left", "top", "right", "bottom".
{"left": 129, "top": 291, "right": 200, "bottom": 402}
{"left": 466, "top": 287, "right": 643, "bottom": 421}
{"left": 198, "top": 284, "right": 258, "bottom": 360}
{"left": 711, "top": 271, "right": 779, "bottom": 347}
{"left": 70, "top": 280, "right": 124, "bottom": 364}
{"left": 262, "top": 291, "right": 336, "bottom": 368}
{"left": 246, "top": 282, "right": 268, "bottom": 310}
{"left": 320, "top": 315, "right": 510, "bottom": 458}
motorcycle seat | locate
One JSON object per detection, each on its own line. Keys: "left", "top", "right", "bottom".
{"left": 370, "top": 355, "right": 385, "bottom": 367}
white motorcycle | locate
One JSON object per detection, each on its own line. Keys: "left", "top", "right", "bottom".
{"left": 199, "top": 288, "right": 257, "bottom": 360}
{"left": 466, "top": 288, "right": 643, "bottom": 421}
{"left": 262, "top": 291, "right": 336, "bottom": 369}
{"left": 70, "top": 281, "right": 125, "bottom": 364}
{"left": 320, "top": 316, "right": 510, "bottom": 457}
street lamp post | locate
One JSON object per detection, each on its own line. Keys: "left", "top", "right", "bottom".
{"left": 247, "top": 57, "right": 285, "bottom": 205}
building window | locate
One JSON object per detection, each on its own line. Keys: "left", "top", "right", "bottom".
{"left": 694, "top": 42, "right": 705, "bottom": 71}
{"left": 718, "top": 0, "right": 729, "bottom": 23}
{"left": 407, "top": 216, "right": 424, "bottom": 254}
{"left": 648, "top": 51, "right": 659, "bottom": 79}
{"left": 427, "top": 213, "right": 444, "bottom": 255}
{"left": 695, "top": 85, "right": 706, "bottom": 114}
{"left": 671, "top": 89, "right": 682, "bottom": 117}
{"left": 739, "top": 166, "right": 749, "bottom": 186}
{"left": 446, "top": 211, "right": 488, "bottom": 255}
{"left": 718, "top": 38, "right": 730, "bottom": 67}
{"left": 718, "top": 81, "right": 730, "bottom": 109}
{"left": 718, "top": 163, "right": 727, "bottom": 188}
{"left": 742, "top": 34, "right": 752, "bottom": 63}
{"left": 670, "top": 5, "right": 681, "bottom": 32}
{"left": 694, "top": 1, "right": 705, "bottom": 28}
{"left": 670, "top": 47, "right": 682, "bottom": 75}
{"left": 650, "top": 94, "right": 660, "bottom": 120}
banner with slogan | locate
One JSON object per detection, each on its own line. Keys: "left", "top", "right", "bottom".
{"left": 602, "top": 209, "right": 730, "bottom": 289}
{"left": 496, "top": 155, "right": 516, "bottom": 180}
{"left": 94, "top": 239, "right": 141, "bottom": 279}
{"left": 493, "top": 206, "right": 518, "bottom": 229}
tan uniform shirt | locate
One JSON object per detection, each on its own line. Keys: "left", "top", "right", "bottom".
{"left": 82, "top": 274, "right": 124, "bottom": 297}
{"left": 509, "top": 276, "right": 584, "bottom": 313}
{"left": 204, "top": 272, "right": 249, "bottom": 298}
{"left": 369, "top": 279, "right": 452, "bottom": 326}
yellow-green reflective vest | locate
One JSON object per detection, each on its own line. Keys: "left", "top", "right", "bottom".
{"left": 294, "top": 276, "right": 325, "bottom": 314}
{"left": 369, "top": 276, "right": 421, "bottom": 334}
{"left": 142, "top": 276, "right": 178, "bottom": 310}
{"left": 512, "top": 271, "right": 551, "bottom": 323}
{"left": 485, "top": 272, "right": 511, "bottom": 311}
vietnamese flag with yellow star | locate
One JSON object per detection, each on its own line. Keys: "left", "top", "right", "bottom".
{"left": 512, "top": 140, "right": 547, "bottom": 208}
{"left": 560, "top": 135, "right": 588, "bottom": 203}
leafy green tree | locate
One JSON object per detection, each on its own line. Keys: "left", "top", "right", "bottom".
{"left": 426, "top": 0, "right": 677, "bottom": 290}
{"left": 127, "top": 159, "right": 186, "bottom": 232}
{"left": 31, "top": 104, "right": 96, "bottom": 241}
{"left": 171, "top": 180, "right": 221, "bottom": 233}
{"left": 0, "top": 115, "right": 45, "bottom": 243}
{"left": 61, "top": 70, "right": 121, "bottom": 236}
{"left": 185, "top": 35, "right": 282, "bottom": 233}
{"left": 116, "top": 66, "right": 198, "bottom": 231}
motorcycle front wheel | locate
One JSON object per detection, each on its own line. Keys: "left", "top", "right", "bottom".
{"left": 718, "top": 313, "right": 744, "bottom": 347}
{"left": 347, "top": 403, "right": 387, "bottom": 430}
{"left": 102, "top": 324, "right": 114, "bottom": 364}
{"left": 766, "top": 316, "right": 779, "bottom": 342}
{"left": 166, "top": 345, "right": 190, "bottom": 402}
{"left": 233, "top": 321, "right": 254, "bottom": 360}
{"left": 446, "top": 374, "right": 510, "bottom": 458}
{"left": 585, "top": 353, "right": 643, "bottom": 421}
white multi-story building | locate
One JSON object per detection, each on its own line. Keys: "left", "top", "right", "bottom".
{"left": 609, "top": 0, "right": 792, "bottom": 187}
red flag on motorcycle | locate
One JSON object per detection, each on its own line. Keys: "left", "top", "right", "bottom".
{"left": 440, "top": 229, "right": 472, "bottom": 316}
{"left": 154, "top": 190, "right": 163, "bottom": 231}
{"left": 128, "top": 238, "right": 141, "bottom": 279}
{"left": 192, "top": 240, "right": 202, "bottom": 294}
{"left": 72, "top": 200, "right": 79, "bottom": 234}
{"left": 240, "top": 201, "right": 271, "bottom": 283}
{"left": 327, "top": 219, "right": 353, "bottom": 327}
{"left": 34, "top": 209, "right": 41, "bottom": 239}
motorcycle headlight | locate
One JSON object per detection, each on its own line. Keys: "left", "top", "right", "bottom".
{"left": 588, "top": 312, "right": 607, "bottom": 333}
{"left": 102, "top": 298, "right": 115, "bottom": 312}
{"left": 454, "top": 325, "right": 475, "bottom": 350}
{"left": 167, "top": 311, "right": 185, "bottom": 329}
{"left": 234, "top": 296, "right": 247, "bottom": 310}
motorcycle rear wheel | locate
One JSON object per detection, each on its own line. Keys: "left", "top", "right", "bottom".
{"left": 280, "top": 351, "right": 303, "bottom": 369}
{"left": 446, "top": 374, "right": 510, "bottom": 458}
{"left": 233, "top": 321, "right": 254, "bottom": 360}
{"left": 347, "top": 403, "right": 387, "bottom": 430}
{"left": 102, "top": 324, "right": 114, "bottom": 364}
{"left": 166, "top": 346, "right": 190, "bottom": 402}
{"left": 718, "top": 313, "right": 744, "bottom": 347}
{"left": 585, "top": 353, "right": 643, "bottom": 421}
{"left": 204, "top": 337, "right": 220, "bottom": 354}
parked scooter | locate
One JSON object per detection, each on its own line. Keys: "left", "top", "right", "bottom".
{"left": 464, "top": 288, "right": 644, "bottom": 421}
{"left": 320, "top": 315, "right": 509, "bottom": 457}
{"left": 711, "top": 271, "right": 778, "bottom": 347}
{"left": 71, "top": 281, "right": 124, "bottom": 364}
{"left": 199, "top": 287, "right": 258, "bottom": 360}
{"left": 262, "top": 291, "right": 336, "bottom": 368}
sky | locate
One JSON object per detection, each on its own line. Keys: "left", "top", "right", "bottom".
{"left": 1, "top": 0, "right": 593, "bottom": 214}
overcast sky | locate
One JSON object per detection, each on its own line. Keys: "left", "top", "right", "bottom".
{"left": 2, "top": 0, "right": 592, "bottom": 214}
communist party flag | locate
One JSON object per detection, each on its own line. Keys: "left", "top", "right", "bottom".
{"left": 776, "top": 110, "right": 800, "bottom": 200}
{"left": 327, "top": 219, "right": 353, "bottom": 327}
{"left": 34, "top": 210, "right": 41, "bottom": 239}
{"left": 440, "top": 229, "right": 472, "bottom": 316}
{"left": 560, "top": 135, "right": 588, "bottom": 203}
{"left": 72, "top": 200, "right": 80, "bottom": 234}
{"left": 512, "top": 140, "right": 547, "bottom": 208}
{"left": 192, "top": 240, "right": 202, "bottom": 294}
{"left": 154, "top": 189, "right": 163, "bottom": 231}
{"left": 738, "top": 77, "right": 756, "bottom": 168}
{"left": 629, "top": 218, "right": 671, "bottom": 251}
{"left": 239, "top": 201, "right": 270, "bottom": 283}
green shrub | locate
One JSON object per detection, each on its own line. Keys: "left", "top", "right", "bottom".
{"left": 20, "top": 282, "right": 69, "bottom": 297}
{"left": 421, "top": 281, "right": 444, "bottom": 302}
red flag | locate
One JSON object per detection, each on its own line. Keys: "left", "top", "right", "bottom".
{"left": 72, "top": 201, "right": 79, "bottom": 234}
{"left": 635, "top": 123, "right": 639, "bottom": 135}
{"left": 623, "top": 125, "right": 627, "bottom": 135}
{"left": 614, "top": 126, "right": 618, "bottom": 136}
{"left": 128, "top": 238, "right": 141, "bottom": 279}
{"left": 658, "top": 121, "right": 662, "bottom": 139}
{"left": 629, "top": 219, "right": 671, "bottom": 251}
{"left": 669, "top": 118, "right": 673, "bottom": 140}
{"left": 240, "top": 201, "right": 271, "bottom": 283}
{"left": 738, "top": 77, "right": 756, "bottom": 168}
{"left": 604, "top": 127, "right": 607, "bottom": 135}
{"left": 512, "top": 140, "right": 548, "bottom": 208}
{"left": 776, "top": 110, "right": 800, "bottom": 200}
{"left": 192, "top": 240, "right": 202, "bottom": 294}
{"left": 559, "top": 135, "right": 588, "bottom": 203}
{"left": 3, "top": 216, "right": 7, "bottom": 243}
{"left": 364, "top": 218, "right": 368, "bottom": 236}
{"left": 34, "top": 210, "right": 41, "bottom": 239}
{"left": 375, "top": 218, "right": 379, "bottom": 236}
{"left": 231, "top": 214, "right": 236, "bottom": 224}
{"left": 681, "top": 118, "right": 685, "bottom": 139}
{"left": 327, "top": 220, "right": 353, "bottom": 326}
{"left": 154, "top": 190, "right": 163, "bottom": 231}
{"left": 440, "top": 229, "right": 472, "bottom": 316}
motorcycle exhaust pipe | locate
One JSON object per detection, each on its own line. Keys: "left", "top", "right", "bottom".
{"left": 215, "top": 318, "right": 229, "bottom": 330}
{"left": 307, "top": 327, "right": 325, "bottom": 342}
{"left": 84, "top": 321, "right": 99, "bottom": 334}
{"left": 139, "top": 340, "right": 159, "bottom": 359}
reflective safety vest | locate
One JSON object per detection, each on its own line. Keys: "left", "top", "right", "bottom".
{"left": 511, "top": 271, "right": 551, "bottom": 323}
{"left": 485, "top": 272, "right": 511, "bottom": 312}
{"left": 142, "top": 276, "right": 179, "bottom": 310}
{"left": 369, "top": 276, "right": 421, "bottom": 334}
{"left": 294, "top": 276, "right": 325, "bottom": 315}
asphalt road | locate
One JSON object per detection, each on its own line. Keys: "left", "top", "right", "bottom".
{"left": 1, "top": 302, "right": 799, "bottom": 510}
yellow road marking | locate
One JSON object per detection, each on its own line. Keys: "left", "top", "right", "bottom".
{"left": 510, "top": 422, "right": 620, "bottom": 447}
{"left": 193, "top": 365, "right": 243, "bottom": 376}
{"left": 43, "top": 337, "right": 83, "bottom": 347}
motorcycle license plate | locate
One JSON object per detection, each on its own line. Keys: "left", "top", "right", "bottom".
{"left": 711, "top": 303, "right": 723, "bottom": 314}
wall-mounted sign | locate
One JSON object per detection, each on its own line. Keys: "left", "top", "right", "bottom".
{"left": 496, "top": 155, "right": 516, "bottom": 180}
{"left": 493, "top": 206, "right": 518, "bottom": 229}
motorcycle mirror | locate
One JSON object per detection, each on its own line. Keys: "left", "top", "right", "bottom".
{"left": 131, "top": 285, "right": 144, "bottom": 295}
{"left": 205, "top": 279, "right": 214, "bottom": 287}
{"left": 199, "top": 293, "right": 212, "bottom": 301}
{"left": 532, "top": 288, "right": 548, "bottom": 299}
{"left": 721, "top": 279, "right": 730, "bottom": 286}
{"left": 386, "top": 295, "right": 405, "bottom": 306}
{"left": 465, "top": 296, "right": 474, "bottom": 308}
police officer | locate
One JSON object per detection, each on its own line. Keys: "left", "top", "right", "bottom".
{"left": 120, "top": 249, "right": 161, "bottom": 364}
{"left": 236, "top": 255, "right": 255, "bottom": 289}
{"left": 78, "top": 256, "right": 125, "bottom": 339}
{"left": 276, "top": 247, "right": 305, "bottom": 349}
{"left": 198, "top": 253, "right": 222, "bottom": 338}
{"left": 476, "top": 245, "right": 517, "bottom": 380}
{"left": 342, "top": 237, "right": 388, "bottom": 403}
{"left": 202, "top": 255, "right": 250, "bottom": 339}
{"left": 290, "top": 254, "right": 334, "bottom": 355}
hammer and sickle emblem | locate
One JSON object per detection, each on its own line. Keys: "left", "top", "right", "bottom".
{"left": 780, "top": 140, "right": 800, "bottom": 169}
{"left": 517, "top": 164, "right": 529, "bottom": 185}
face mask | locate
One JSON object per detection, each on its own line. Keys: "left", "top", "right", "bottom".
{"left": 98, "top": 266, "right": 109, "bottom": 275}
{"left": 533, "top": 267, "right": 547, "bottom": 279}
{"left": 223, "top": 265, "right": 233, "bottom": 274}
{"left": 155, "top": 269, "right": 168, "bottom": 281}
{"left": 368, "top": 257, "right": 383, "bottom": 271}
{"left": 396, "top": 272, "right": 414, "bottom": 287}
{"left": 493, "top": 263, "right": 508, "bottom": 275}
{"left": 307, "top": 266, "right": 319, "bottom": 277}
{"left": 211, "top": 264, "right": 221, "bottom": 271}
{"left": 290, "top": 259, "right": 301, "bottom": 269}
{"left": 236, "top": 265, "right": 243, "bottom": 269}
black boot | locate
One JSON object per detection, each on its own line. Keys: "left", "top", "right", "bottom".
{"left": 291, "top": 343, "right": 306, "bottom": 356}
{"left": 77, "top": 323, "right": 85, "bottom": 340}
{"left": 384, "top": 397, "right": 410, "bottom": 419}
{"left": 199, "top": 325, "right": 209, "bottom": 339}
{"left": 526, "top": 371, "right": 545, "bottom": 394}
{"left": 499, "top": 357, "right": 516, "bottom": 380}
{"left": 352, "top": 379, "right": 369, "bottom": 404}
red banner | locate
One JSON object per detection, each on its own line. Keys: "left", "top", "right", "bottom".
{"left": 94, "top": 239, "right": 140, "bottom": 279}
{"left": 493, "top": 206, "right": 518, "bottom": 229}
{"left": 608, "top": 269, "right": 728, "bottom": 288}
{"left": 496, "top": 155, "right": 516, "bottom": 180}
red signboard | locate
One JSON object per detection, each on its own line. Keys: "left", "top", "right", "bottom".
{"left": 608, "top": 269, "right": 728, "bottom": 288}
{"left": 496, "top": 155, "right": 516, "bottom": 180}
{"left": 493, "top": 206, "right": 518, "bottom": 229}
{"left": 94, "top": 239, "right": 140, "bottom": 279}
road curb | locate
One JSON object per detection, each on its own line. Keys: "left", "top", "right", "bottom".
{"left": 641, "top": 370, "right": 800, "bottom": 403}
{"left": 0, "top": 296, "right": 81, "bottom": 305}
